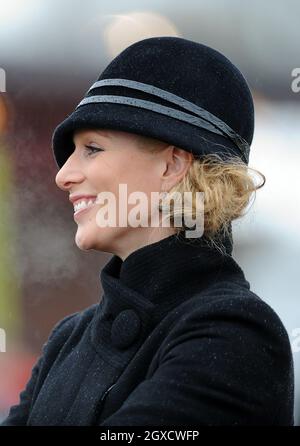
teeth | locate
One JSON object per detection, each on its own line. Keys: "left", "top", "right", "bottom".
{"left": 74, "top": 198, "right": 96, "bottom": 213}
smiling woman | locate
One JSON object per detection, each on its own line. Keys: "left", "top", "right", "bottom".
{"left": 1, "top": 36, "right": 294, "bottom": 426}
{"left": 55, "top": 127, "right": 183, "bottom": 258}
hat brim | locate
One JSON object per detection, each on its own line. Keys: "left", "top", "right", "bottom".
{"left": 52, "top": 102, "right": 246, "bottom": 169}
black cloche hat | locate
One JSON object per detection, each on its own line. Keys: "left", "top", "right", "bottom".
{"left": 52, "top": 36, "right": 254, "bottom": 169}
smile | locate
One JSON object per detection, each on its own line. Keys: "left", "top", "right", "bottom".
{"left": 73, "top": 198, "right": 97, "bottom": 215}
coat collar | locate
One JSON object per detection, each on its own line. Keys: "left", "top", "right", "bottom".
{"left": 98, "top": 227, "right": 248, "bottom": 319}
{"left": 90, "top": 228, "right": 250, "bottom": 365}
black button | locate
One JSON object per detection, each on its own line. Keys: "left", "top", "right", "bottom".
{"left": 110, "top": 309, "right": 141, "bottom": 349}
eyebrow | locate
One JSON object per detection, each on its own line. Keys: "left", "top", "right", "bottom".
{"left": 73, "top": 130, "right": 111, "bottom": 145}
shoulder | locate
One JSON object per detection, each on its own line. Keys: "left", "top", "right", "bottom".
{"left": 173, "top": 280, "right": 290, "bottom": 334}
{"left": 158, "top": 285, "right": 294, "bottom": 392}
{"left": 167, "top": 284, "right": 292, "bottom": 353}
{"left": 152, "top": 287, "right": 294, "bottom": 424}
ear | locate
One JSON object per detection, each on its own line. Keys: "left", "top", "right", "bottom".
{"left": 161, "top": 146, "right": 193, "bottom": 191}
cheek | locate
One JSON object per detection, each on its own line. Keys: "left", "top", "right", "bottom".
{"left": 90, "top": 153, "right": 161, "bottom": 198}
{"left": 87, "top": 161, "right": 115, "bottom": 192}
{"left": 120, "top": 158, "right": 161, "bottom": 195}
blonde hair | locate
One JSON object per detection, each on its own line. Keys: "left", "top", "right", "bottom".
{"left": 168, "top": 152, "right": 265, "bottom": 251}
{"left": 136, "top": 134, "right": 266, "bottom": 254}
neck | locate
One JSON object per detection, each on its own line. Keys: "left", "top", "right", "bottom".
{"left": 114, "top": 227, "right": 177, "bottom": 261}
{"left": 100, "top": 226, "right": 247, "bottom": 308}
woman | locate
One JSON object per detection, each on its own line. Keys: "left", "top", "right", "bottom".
{"left": 1, "top": 37, "right": 294, "bottom": 426}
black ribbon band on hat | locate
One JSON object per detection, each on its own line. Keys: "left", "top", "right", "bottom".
{"left": 75, "top": 78, "right": 250, "bottom": 163}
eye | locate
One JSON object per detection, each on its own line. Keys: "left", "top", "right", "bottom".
{"left": 84, "top": 145, "right": 104, "bottom": 156}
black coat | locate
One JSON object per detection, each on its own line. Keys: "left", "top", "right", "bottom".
{"left": 1, "top": 232, "right": 294, "bottom": 426}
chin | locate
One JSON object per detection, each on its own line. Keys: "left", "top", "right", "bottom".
{"left": 75, "top": 227, "right": 97, "bottom": 251}
{"left": 74, "top": 225, "right": 114, "bottom": 252}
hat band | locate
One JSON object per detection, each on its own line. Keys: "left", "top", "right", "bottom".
{"left": 76, "top": 78, "right": 250, "bottom": 163}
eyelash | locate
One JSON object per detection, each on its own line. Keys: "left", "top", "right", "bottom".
{"left": 84, "top": 145, "right": 103, "bottom": 155}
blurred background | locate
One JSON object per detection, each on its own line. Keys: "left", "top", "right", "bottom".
{"left": 0, "top": 0, "right": 299, "bottom": 425}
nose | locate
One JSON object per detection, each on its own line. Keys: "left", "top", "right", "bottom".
{"left": 55, "top": 154, "right": 85, "bottom": 192}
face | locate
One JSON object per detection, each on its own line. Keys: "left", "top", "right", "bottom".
{"left": 55, "top": 128, "right": 181, "bottom": 259}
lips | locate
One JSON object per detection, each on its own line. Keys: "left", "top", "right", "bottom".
{"left": 69, "top": 194, "right": 98, "bottom": 205}
{"left": 69, "top": 195, "right": 98, "bottom": 222}
{"left": 74, "top": 206, "right": 94, "bottom": 221}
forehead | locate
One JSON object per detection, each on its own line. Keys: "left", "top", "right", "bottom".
{"left": 72, "top": 128, "right": 144, "bottom": 145}
{"left": 73, "top": 128, "right": 112, "bottom": 141}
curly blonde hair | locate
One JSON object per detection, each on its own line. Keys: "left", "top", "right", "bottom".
{"left": 164, "top": 152, "right": 265, "bottom": 252}
{"left": 136, "top": 134, "right": 266, "bottom": 253}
